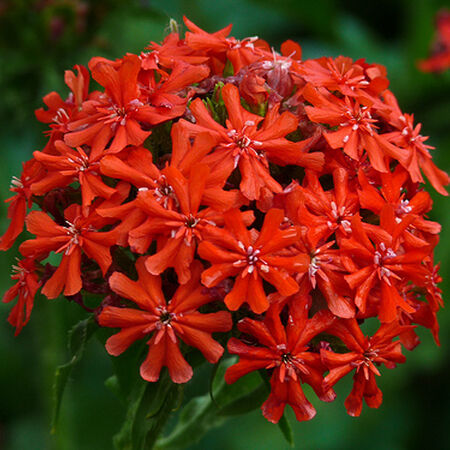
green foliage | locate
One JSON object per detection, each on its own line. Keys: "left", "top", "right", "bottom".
{"left": 156, "top": 357, "right": 268, "bottom": 449}
{"left": 51, "top": 315, "right": 97, "bottom": 433}
{"left": 113, "top": 372, "right": 183, "bottom": 450}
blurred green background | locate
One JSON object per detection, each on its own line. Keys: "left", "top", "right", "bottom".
{"left": 1, "top": 0, "right": 450, "bottom": 449}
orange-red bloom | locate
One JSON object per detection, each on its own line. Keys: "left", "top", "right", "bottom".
{"left": 321, "top": 319, "right": 411, "bottom": 416}
{"left": 199, "top": 208, "right": 308, "bottom": 313}
{"left": 1, "top": 17, "right": 446, "bottom": 427}
{"left": 183, "top": 83, "right": 323, "bottom": 200}
{"left": 226, "top": 300, "right": 335, "bottom": 423}
{"left": 0, "top": 160, "right": 44, "bottom": 250}
{"left": 3, "top": 258, "right": 41, "bottom": 335}
{"left": 98, "top": 259, "right": 232, "bottom": 383}
{"left": 19, "top": 204, "right": 117, "bottom": 298}
{"left": 303, "top": 84, "right": 407, "bottom": 173}
{"left": 418, "top": 9, "right": 450, "bottom": 73}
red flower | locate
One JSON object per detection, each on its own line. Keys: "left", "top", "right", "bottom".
{"left": 299, "top": 57, "right": 369, "bottom": 97}
{"left": 3, "top": 258, "right": 41, "bottom": 335}
{"left": 380, "top": 91, "right": 449, "bottom": 195}
{"left": 225, "top": 299, "right": 335, "bottom": 423}
{"left": 98, "top": 259, "right": 232, "bottom": 383}
{"left": 136, "top": 60, "right": 210, "bottom": 123}
{"left": 183, "top": 83, "right": 323, "bottom": 200}
{"left": 418, "top": 9, "right": 450, "bottom": 73}
{"left": 341, "top": 215, "right": 422, "bottom": 322}
{"left": 199, "top": 208, "right": 308, "bottom": 314}
{"left": 303, "top": 83, "right": 407, "bottom": 173}
{"left": 293, "top": 229, "right": 355, "bottom": 319}
{"left": 0, "top": 159, "right": 45, "bottom": 251}
{"left": 19, "top": 204, "right": 117, "bottom": 298}
{"left": 32, "top": 140, "right": 117, "bottom": 208}
{"left": 357, "top": 167, "right": 442, "bottom": 244}
{"left": 64, "top": 55, "right": 151, "bottom": 156}
{"left": 292, "top": 168, "right": 359, "bottom": 245}
{"left": 183, "top": 16, "right": 268, "bottom": 74}
{"left": 131, "top": 164, "right": 235, "bottom": 283}
{"left": 35, "top": 65, "right": 90, "bottom": 150}
{"left": 0, "top": 16, "right": 446, "bottom": 426}
{"left": 321, "top": 319, "right": 410, "bottom": 416}
{"left": 142, "top": 31, "right": 209, "bottom": 70}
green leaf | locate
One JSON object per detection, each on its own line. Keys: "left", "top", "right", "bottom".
{"left": 217, "top": 383, "right": 268, "bottom": 416}
{"left": 113, "top": 381, "right": 147, "bottom": 450}
{"left": 156, "top": 357, "right": 266, "bottom": 449}
{"left": 113, "top": 371, "right": 182, "bottom": 450}
{"left": 213, "top": 359, "right": 263, "bottom": 409}
{"left": 51, "top": 316, "right": 97, "bottom": 433}
{"left": 155, "top": 393, "right": 225, "bottom": 450}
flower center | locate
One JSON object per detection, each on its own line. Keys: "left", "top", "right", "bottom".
{"left": 281, "top": 352, "right": 292, "bottom": 364}
{"left": 185, "top": 214, "right": 199, "bottom": 228}
{"left": 373, "top": 242, "right": 398, "bottom": 281}
{"left": 159, "top": 310, "right": 172, "bottom": 325}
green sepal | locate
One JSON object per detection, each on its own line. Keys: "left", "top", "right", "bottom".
{"left": 277, "top": 414, "right": 295, "bottom": 447}
{"left": 223, "top": 59, "right": 234, "bottom": 77}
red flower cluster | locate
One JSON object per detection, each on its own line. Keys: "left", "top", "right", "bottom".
{"left": 2, "top": 17, "right": 447, "bottom": 423}
{"left": 418, "top": 9, "right": 450, "bottom": 73}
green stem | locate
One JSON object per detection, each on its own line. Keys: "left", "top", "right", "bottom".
{"left": 145, "top": 382, "right": 183, "bottom": 449}
{"left": 34, "top": 296, "right": 75, "bottom": 450}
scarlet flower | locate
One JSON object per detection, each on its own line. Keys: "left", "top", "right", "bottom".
{"left": 341, "top": 215, "right": 424, "bottom": 322}
{"left": 303, "top": 84, "right": 407, "bottom": 173}
{"left": 32, "top": 140, "right": 117, "bottom": 208}
{"left": 183, "top": 16, "right": 269, "bottom": 74}
{"left": 398, "top": 293, "right": 440, "bottom": 349}
{"left": 291, "top": 229, "right": 355, "bottom": 319}
{"left": 380, "top": 91, "right": 449, "bottom": 195}
{"left": 98, "top": 259, "right": 232, "bottom": 383}
{"left": 321, "top": 319, "right": 410, "bottom": 416}
{"left": 0, "top": 159, "right": 45, "bottom": 251}
{"left": 130, "top": 164, "right": 235, "bottom": 283}
{"left": 98, "top": 134, "right": 242, "bottom": 258}
{"left": 418, "top": 9, "right": 450, "bottom": 73}
{"left": 299, "top": 56, "right": 370, "bottom": 96}
{"left": 183, "top": 83, "right": 323, "bottom": 200}
{"left": 19, "top": 204, "right": 117, "bottom": 299}
{"left": 3, "top": 258, "right": 41, "bottom": 335}
{"left": 297, "top": 56, "right": 390, "bottom": 106}
{"left": 357, "top": 167, "right": 442, "bottom": 245}
{"left": 0, "top": 16, "right": 446, "bottom": 427}
{"left": 64, "top": 55, "right": 151, "bottom": 157}
{"left": 136, "top": 60, "right": 210, "bottom": 123}
{"left": 142, "top": 31, "right": 209, "bottom": 70}
{"left": 198, "top": 208, "right": 308, "bottom": 314}
{"left": 292, "top": 168, "right": 359, "bottom": 246}
{"left": 225, "top": 300, "right": 336, "bottom": 423}
{"left": 35, "top": 65, "right": 90, "bottom": 150}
